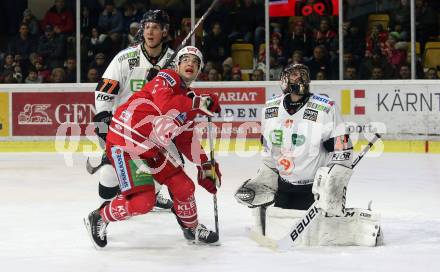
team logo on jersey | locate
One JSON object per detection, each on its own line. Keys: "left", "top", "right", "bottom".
{"left": 128, "top": 56, "right": 140, "bottom": 70}
{"left": 270, "top": 129, "right": 283, "bottom": 146}
{"left": 291, "top": 134, "right": 305, "bottom": 146}
{"left": 120, "top": 110, "right": 132, "bottom": 122}
{"left": 158, "top": 71, "right": 176, "bottom": 87}
{"left": 303, "top": 109, "right": 318, "bottom": 122}
{"left": 265, "top": 107, "right": 279, "bottom": 119}
{"left": 96, "top": 93, "right": 114, "bottom": 101}
{"left": 332, "top": 151, "right": 351, "bottom": 161}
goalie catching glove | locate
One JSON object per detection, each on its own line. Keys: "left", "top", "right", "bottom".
{"left": 197, "top": 161, "right": 221, "bottom": 194}
{"left": 312, "top": 164, "right": 353, "bottom": 216}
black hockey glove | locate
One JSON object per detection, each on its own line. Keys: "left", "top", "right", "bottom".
{"left": 146, "top": 66, "right": 160, "bottom": 81}
{"left": 93, "top": 111, "right": 112, "bottom": 147}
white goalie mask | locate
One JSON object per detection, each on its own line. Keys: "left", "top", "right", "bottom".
{"left": 175, "top": 46, "right": 204, "bottom": 75}
{"left": 280, "top": 64, "right": 311, "bottom": 95}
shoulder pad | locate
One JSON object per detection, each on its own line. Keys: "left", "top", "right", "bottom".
{"left": 265, "top": 94, "right": 283, "bottom": 107}
{"left": 310, "top": 94, "right": 335, "bottom": 106}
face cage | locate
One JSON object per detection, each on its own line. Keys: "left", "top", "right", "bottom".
{"left": 281, "top": 68, "right": 310, "bottom": 95}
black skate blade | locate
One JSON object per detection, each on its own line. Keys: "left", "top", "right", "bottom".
{"left": 186, "top": 239, "right": 221, "bottom": 246}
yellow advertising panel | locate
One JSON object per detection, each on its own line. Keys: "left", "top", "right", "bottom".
{"left": 0, "top": 92, "right": 9, "bottom": 136}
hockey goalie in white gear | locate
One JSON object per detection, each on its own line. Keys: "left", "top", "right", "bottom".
{"left": 234, "top": 64, "right": 382, "bottom": 248}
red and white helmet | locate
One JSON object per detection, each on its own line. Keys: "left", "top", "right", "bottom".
{"left": 175, "top": 46, "right": 204, "bottom": 73}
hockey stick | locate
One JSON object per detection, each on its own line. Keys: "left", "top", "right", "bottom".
{"left": 86, "top": 155, "right": 110, "bottom": 175}
{"left": 158, "top": 0, "right": 220, "bottom": 71}
{"left": 207, "top": 116, "right": 220, "bottom": 235}
{"left": 253, "top": 133, "right": 382, "bottom": 250}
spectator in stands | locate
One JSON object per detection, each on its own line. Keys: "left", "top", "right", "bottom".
{"left": 343, "top": 22, "right": 364, "bottom": 60}
{"left": 222, "top": 57, "right": 233, "bottom": 81}
{"left": 343, "top": 51, "right": 359, "bottom": 72}
{"left": 316, "top": 70, "right": 327, "bottom": 80}
{"left": 390, "top": 0, "right": 410, "bottom": 38}
{"left": 370, "top": 66, "right": 384, "bottom": 80}
{"left": 98, "top": 0, "right": 124, "bottom": 35}
{"left": 37, "top": 25, "right": 67, "bottom": 69}
{"left": 398, "top": 63, "right": 411, "bottom": 79}
{"left": 86, "top": 67, "right": 99, "bottom": 83}
{"left": 230, "top": 0, "right": 264, "bottom": 44}
{"left": 1, "top": 54, "right": 15, "bottom": 75}
{"left": 81, "top": 5, "right": 99, "bottom": 35}
{"left": 126, "top": 22, "right": 140, "bottom": 46}
{"left": 12, "top": 65, "right": 23, "bottom": 83}
{"left": 203, "top": 21, "right": 230, "bottom": 65}
{"left": 35, "top": 61, "right": 51, "bottom": 82}
{"left": 344, "top": 66, "right": 358, "bottom": 80}
{"left": 89, "top": 52, "right": 107, "bottom": 78}
{"left": 2, "top": 71, "right": 18, "bottom": 83}
{"left": 22, "top": 9, "right": 40, "bottom": 36}
{"left": 289, "top": 50, "right": 304, "bottom": 65}
{"left": 24, "top": 66, "right": 42, "bottom": 83}
{"left": 41, "top": 0, "right": 75, "bottom": 35}
{"left": 64, "top": 57, "right": 76, "bottom": 83}
{"left": 251, "top": 68, "right": 264, "bottom": 81}
{"left": 231, "top": 65, "right": 242, "bottom": 81}
{"left": 365, "top": 24, "right": 389, "bottom": 58}
{"left": 269, "top": 55, "right": 283, "bottom": 80}
{"left": 83, "top": 27, "right": 112, "bottom": 66}
{"left": 306, "top": 45, "right": 333, "bottom": 80}
{"left": 360, "top": 50, "right": 393, "bottom": 79}
{"left": 7, "top": 23, "right": 37, "bottom": 60}
{"left": 285, "top": 20, "right": 313, "bottom": 58}
{"left": 50, "top": 67, "right": 66, "bottom": 83}
{"left": 425, "top": 67, "right": 438, "bottom": 79}
{"left": 313, "top": 18, "right": 337, "bottom": 51}
{"left": 208, "top": 68, "right": 221, "bottom": 81}
{"left": 122, "top": 2, "right": 143, "bottom": 34}
{"left": 415, "top": 0, "right": 438, "bottom": 50}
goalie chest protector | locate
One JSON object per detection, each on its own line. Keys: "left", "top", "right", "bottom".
{"left": 261, "top": 93, "right": 344, "bottom": 185}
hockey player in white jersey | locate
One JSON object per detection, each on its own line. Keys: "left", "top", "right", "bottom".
{"left": 235, "top": 64, "right": 382, "bottom": 247}
{"left": 93, "top": 9, "right": 174, "bottom": 210}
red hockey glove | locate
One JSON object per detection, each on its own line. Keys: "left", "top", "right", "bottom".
{"left": 197, "top": 161, "right": 221, "bottom": 194}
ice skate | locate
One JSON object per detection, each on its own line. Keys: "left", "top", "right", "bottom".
{"left": 84, "top": 209, "right": 108, "bottom": 249}
{"left": 181, "top": 224, "right": 219, "bottom": 245}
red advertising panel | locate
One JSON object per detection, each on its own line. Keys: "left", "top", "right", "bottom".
{"left": 194, "top": 87, "right": 265, "bottom": 139}
{"left": 12, "top": 92, "right": 94, "bottom": 136}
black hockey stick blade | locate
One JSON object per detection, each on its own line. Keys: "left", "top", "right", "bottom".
{"left": 86, "top": 157, "right": 104, "bottom": 175}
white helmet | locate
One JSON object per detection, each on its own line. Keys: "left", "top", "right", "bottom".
{"left": 175, "top": 46, "right": 204, "bottom": 73}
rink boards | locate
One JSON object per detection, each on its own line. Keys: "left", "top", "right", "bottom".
{"left": 0, "top": 80, "right": 439, "bottom": 153}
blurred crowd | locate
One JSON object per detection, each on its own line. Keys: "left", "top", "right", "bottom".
{"left": 0, "top": 0, "right": 439, "bottom": 84}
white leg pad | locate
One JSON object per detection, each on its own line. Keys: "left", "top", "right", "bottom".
{"left": 253, "top": 206, "right": 382, "bottom": 247}
{"left": 99, "top": 164, "right": 119, "bottom": 188}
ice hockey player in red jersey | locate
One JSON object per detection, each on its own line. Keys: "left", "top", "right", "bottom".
{"left": 84, "top": 46, "right": 222, "bottom": 248}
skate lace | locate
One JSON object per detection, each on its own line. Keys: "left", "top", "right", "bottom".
{"left": 96, "top": 217, "right": 108, "bottom": 240}
{"left": 156, "top": 194, "right": 168, "bottom": 205}
{"left": 196, "top": 227, "right": 210, "bottom": 240}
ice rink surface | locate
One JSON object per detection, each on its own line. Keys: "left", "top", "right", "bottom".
{"left": 0, "top": 151, "right": 439, "bottom": 272}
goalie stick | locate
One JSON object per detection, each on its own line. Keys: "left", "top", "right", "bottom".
{"left": 253, "top": 133, "right": 382, "bottom": 251}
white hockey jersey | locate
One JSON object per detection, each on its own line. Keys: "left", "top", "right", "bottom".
{"left": 95, "top": 44, "right": 174, "bottom": 114}
{"left": 261, "top": 93, "right": 351, "bottom": 186}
